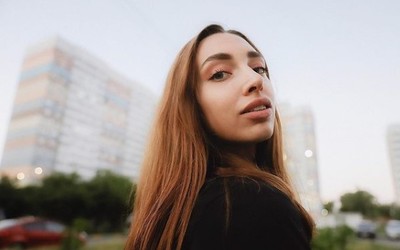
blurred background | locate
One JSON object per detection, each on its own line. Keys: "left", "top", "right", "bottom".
{"left": 0, "top": 0, "right": 399, "bottom": 249}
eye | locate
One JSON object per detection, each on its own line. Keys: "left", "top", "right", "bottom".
{"left": 209, "top": 70, "right": 231, "bottom": 81}
{"left": 253, "top": 67, "right": 267, "bottom": 75}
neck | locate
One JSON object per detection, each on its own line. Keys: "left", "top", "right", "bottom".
{"left": 223, "top": 142, "right": 256, "bottom": 164}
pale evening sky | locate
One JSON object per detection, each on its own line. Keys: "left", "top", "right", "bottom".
{"left": 0, "top": 0, "right": 399, "bottom": 203}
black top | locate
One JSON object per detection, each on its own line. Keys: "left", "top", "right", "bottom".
{"left": 182, "top": 177, "right": 312, "bottom": 250}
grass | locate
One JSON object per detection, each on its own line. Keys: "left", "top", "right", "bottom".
{"left": 29, "top": 234, "right": 126, "bottom": 250}
{"left": 26, "top": 235, "right": 400, "bottom": 250}
{"left": 83, "top": 235, "right": 125, "bottom": 250}
{"left": 347, "top": 239, "right": 399, "bottom": 250}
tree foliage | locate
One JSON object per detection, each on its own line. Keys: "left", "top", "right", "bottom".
{"left": 340, "top": 190, "right": 378, "bottom": 217}
{"left": 312, "top": 225, "right": 354, "bottom": 250}
{"left": 0, "top": 176, "right": 32, "bottom": 218}
{"left": 0, "top": 171, "right": 135, "bottom": 233}
{"left": 85, "top": 170, "right": 134, "bottom": 232}
{"left": 37, "top": 172, "right": 89, "bottom": 225}
{"left": 323, "top": 201, "right": 334, "bottom": 213}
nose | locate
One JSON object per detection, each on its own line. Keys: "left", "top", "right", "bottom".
{"left": 242, "top": 70, "right": 264, "bottom": 95}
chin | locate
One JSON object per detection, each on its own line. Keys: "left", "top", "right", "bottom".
{"left": 255, "top": 127, "right": 274, "bottom": 141}
{"left": 256, "top": 133, "right": 273, "bottom": 142}
{"left": 244, "top": 131, "right": 274, "bottom": 143}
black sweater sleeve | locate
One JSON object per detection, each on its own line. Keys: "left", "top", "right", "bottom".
{"left": 183, "top": 177, "right": 311, "bottom": 250}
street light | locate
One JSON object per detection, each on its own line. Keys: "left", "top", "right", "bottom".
{"left": 321, "top": 208, "right": 329, "bottom": 216}
{"left": 34, "top": 167, "right": 43, "bottom": 175}
{"left": 305, "top": 149, "right": 313, "bottom": 158}
{"left": 16, "top": 172, "right": 25, "bottom": 180}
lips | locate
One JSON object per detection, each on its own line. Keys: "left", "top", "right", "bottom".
{"left": 240, "top": 98, "right": 272, "bottom": 115}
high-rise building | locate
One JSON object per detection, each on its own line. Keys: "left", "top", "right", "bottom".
{"left": 279, "top": 103, "right": 322, "bottom": 219}
{"left": 388, "top": 124, "right": 400, "bottom": 204}
{"left": 0, "top": 37, "right": 157, "bottom": 184}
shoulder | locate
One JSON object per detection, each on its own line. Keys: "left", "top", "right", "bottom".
{"left": 219, "top": 177, "right": 299, "bottom": 226}
{"left": 200, "top": 176, "right": 292, "bottom": 213}
{"left": 190, "top": 177, "right": 296, "bottom": 229}
{"left": 196, "top": 176, "right": 293, "bottom": 211}
{"left": 183, "top": 177, "right": 311, "bottom": 250}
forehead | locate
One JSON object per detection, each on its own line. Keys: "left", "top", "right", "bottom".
{"left": 196, "top": 33, "right": 256, "bottom": 64}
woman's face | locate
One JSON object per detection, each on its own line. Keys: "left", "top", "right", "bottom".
{"left": 196, "top": 33, "right": 275, "bottom": 144}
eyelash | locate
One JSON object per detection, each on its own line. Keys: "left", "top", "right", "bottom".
{"left": 208, "top": 66, "right": 267, "bottom": 81}
{"left": 254, "top": 66, "right": 267, "bottom": 75}
{"left": 209, "top": 69, "right": 231, "bottom": 81}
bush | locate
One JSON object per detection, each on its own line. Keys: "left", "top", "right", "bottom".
{"left": 312, "top": 225, "right": 355, "bottom": 250}
{"left": 0, "top": 171, "right": 135, "bottom": 233}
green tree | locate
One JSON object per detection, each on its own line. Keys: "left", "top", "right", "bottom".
{"left": 0, "top": 176, "right": 27, "bottom": 218}
{"left": 85, "top": 170, "right": 134, "bottom": 232}
{"left": 376, "top": 204, "right": 392, "bottom": 219}
{"left": 312, "top": 226, "right": 354, "bottom": 250}
{"left": 340, "top": 190, "right": 378, "bottom": 218}
{"left": 36, "top": 172, "right": 90, "bottom": 225}
{"left": 387, "top": 204, "right": 400, "bottom": 220}
{"left": 1, "top": 171, "right": 135, "bottom": 233}
{"left": 323, "top": 201, "right": 334, "bottom": 213}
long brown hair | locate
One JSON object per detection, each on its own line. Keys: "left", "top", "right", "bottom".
{"left": 125, "top": 24, "right": 315, "bottom": 250}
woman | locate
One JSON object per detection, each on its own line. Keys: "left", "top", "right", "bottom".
{"left": 125, "top": 24, "right": 315, "bottom": 250}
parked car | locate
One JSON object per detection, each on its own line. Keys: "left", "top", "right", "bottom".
{"left": 356, "top": 220, "right": 376, "bottom": 239}
{"left": 0, "top": 216, "right": 86, "bottom": 249}
{"left": 386, "top": 219, "right": 400, "bottom": 240}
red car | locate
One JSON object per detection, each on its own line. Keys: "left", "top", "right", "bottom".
{"left": 0, "top": 216, "right": 86, "bottom": 249}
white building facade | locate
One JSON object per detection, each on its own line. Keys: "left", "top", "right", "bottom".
{"left": 279, "top": 104, "right": 322, "bottom": 220}
{"left": 388, "top": 124, "right": 400, "bottom": 204}
{"left": 0, "top": 38, "right": 156, "bottom": 184}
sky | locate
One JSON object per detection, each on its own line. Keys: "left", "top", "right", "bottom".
{"left": 0, "top": 0, "right": 399, "bottom": 203}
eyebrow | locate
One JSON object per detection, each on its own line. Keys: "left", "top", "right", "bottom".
{"left": 200, "top": 51, "right": 264, "bottom": 69}
{"left": 247, "top": 51, "right": 263, "bottom": 59}
{"left": 201, "top": 53, "right": 232, "bottom": 68}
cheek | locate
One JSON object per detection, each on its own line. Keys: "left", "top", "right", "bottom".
{"left": 200, "top": 98, "right": 226, "bottom": 127}
{"left": 198, "top": 86, "right": 233, "bottom": 132}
